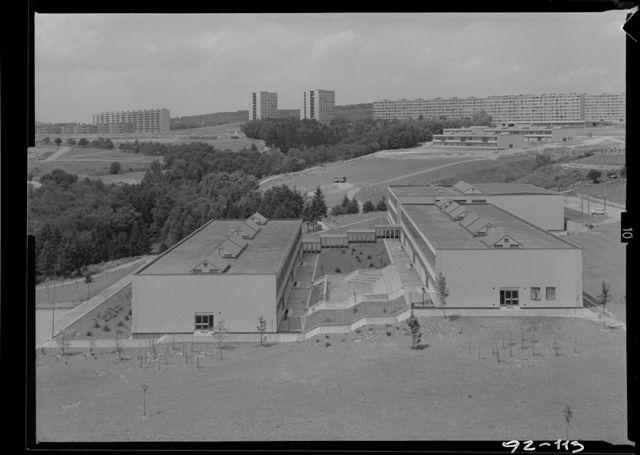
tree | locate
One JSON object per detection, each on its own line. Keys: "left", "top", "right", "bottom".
{"left": 436, "top": 272, "right": 450, "bottom": 318}
{"left": 376, "top": 198, "right": 387, "bottom": 212}
{"left": 586, "top": 169, "right": 602, "bottom": 184}
{"left": 597, "top": 281, "right": 611, "bottom": 330}
{"left": 66, "top": 138, "right": 76, "bottom": 146}
{"left": 563, "top": 406, "right": 573, "bottom": 440}
{"left": 54, "top": 138, "right": 62, "bottom": 146}
{"left": 330, "top": 205, "right": 346, "bottom": 216}
{"left": 362, "top": 201, "right": 375, "bottom": 213}
{"left": 42, "top": 137, "right": 51, "bottom": 144}
{"left": 534, "top": 152, "right": 552, "bottom": 168}
{"left": 110, "top": 162, "right": 122, "bottom": 175}
{"left": 84, "top": 272, "right": 94, "bottom": 299}
{"left": 311, "top": 186, "right": 328, "bottom": 221}
{"left": 346, "top": 198, "right": 359, "bottom": 214}
{"left": 78, "top": 138, "right": 89, "bottom": 147}
{"left": 215, "top": 318, "right": 227, "bottom": 360}
{"left": 470, "top": 109, "right": 492, "bottom": 126}
{"left": 406, "top": 312, "right": 422, "bottom": 349}
{"left": 256, "top": 315, "right": 267, "bottom": 346}
{"left": 620, "top": 165, "right": 626, "bottom": 178}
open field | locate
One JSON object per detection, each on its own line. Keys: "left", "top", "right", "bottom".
{"left": 571, "top": 153, "right": 625, "bottom": 167}
{"left": 28, "top": 146, "right": 160, "bottom": 179}
{"left": 36, "top": 316, "right": 628, "bottom": 442}
{"left": 572, "top": 179, "right": 626, "bottom": 206}
{"left": 565, "top": 222, "right": 626, "bottom": 322}
{"left": 315, "top": 243, "right": 390, "bottom": 278}
{"left": 262, "top": 154, "right": 477, "bottom": 207}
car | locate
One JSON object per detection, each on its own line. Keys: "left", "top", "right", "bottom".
{"left": 591, "top": 209, "right": 606, "bottom": 216}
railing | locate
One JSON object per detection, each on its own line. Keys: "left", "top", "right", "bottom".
{"left": 277, "top": 316, "right": 302, "bottom": 333}
{"left": 302, "top": 296, "right": 409, "bottom": 332}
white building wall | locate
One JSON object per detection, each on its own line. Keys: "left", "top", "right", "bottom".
{"left": 132, "top": 274, "right": 277, "bottom": 334}
{"left": 486, "top": 194, "right": 564, "bottom": 230}
{"left": 437, "top": 249, "right": 582, "bottom": 308}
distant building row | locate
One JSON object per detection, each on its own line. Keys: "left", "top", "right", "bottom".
{"left": 249, "top": 89, "right": 336, "bottom": 124}
{"left": 373, "top": 92, "right": 625, "bottom": 124}
{"left": 36, "top": 108, "right": 171, "bottom": 136}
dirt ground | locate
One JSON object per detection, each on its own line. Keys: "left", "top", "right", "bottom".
{"left": 35, "top": 316, "right": 629, "bottom": 443}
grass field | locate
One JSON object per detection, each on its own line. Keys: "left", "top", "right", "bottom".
{"left": 262, "top": 156, "right": 469, "bottom": 207}
{"left": 571, "top": 153, "right": 625, "bottom": 167}
{"left": 573, "top": 179, "right": 626, "bottom": 206}
{"left": 36, "top": 316, "right": 628, "bottom": 443}
{"left": 565, "top": 222, "right": 626, "bottom": 322}
{"left": 315, "top": 243, "right": 390, "bottom": 277}
{"left": 28, "top": 147, "right": 160, "bottom": 179}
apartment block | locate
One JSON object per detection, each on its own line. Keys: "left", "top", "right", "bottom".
{"left": 373, "top": 92, "right": 624, "bottom": 125}
{"left": 300, "top": 89, "right": 335, "bottom": 124}
{"left": 92, "top": 108, "right": 170, "bottom": 133}
{"left": 585, "top": 93, "right": 626, "bottom": 123}
{"left": 249, "top": 91, "right": 278, "bottom": 120}
{"left": 432, "top": 126, "right": 525, "bottom": 150}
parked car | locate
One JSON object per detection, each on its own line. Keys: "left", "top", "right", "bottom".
{"left": 591, "top": 209, "right": 606, "bottom": 216}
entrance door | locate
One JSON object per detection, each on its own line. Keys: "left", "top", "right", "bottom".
{"left": 499, "top": 288, "right": 519, "bottom": 306}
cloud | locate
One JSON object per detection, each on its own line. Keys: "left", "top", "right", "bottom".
{"left": 458, "top": 54, "right": 487, "bottom": 70}
{"left": 309, "top": 30, "right": 362, "bottom": 62}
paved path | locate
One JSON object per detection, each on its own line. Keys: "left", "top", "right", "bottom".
{"left": 36, "top": 256, "right": 154, "bottom": 347}
{"left": 42, "top": 146, "right": 71, "bottom": 162}
{"left": 36, "top": 256, "right": 151, "bottom": 290}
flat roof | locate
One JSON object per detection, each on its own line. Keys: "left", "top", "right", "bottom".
{"left": 402, "top": 203, "right": 576, "bottom": 250}
{"left": 472, "top": 182, "right": 559, "bottom": 195}
{"left": 389, "top": 185, "right": 461, "bottom": 198}
{"left": 137, "top": 219, "right": 302, "bottom": 275}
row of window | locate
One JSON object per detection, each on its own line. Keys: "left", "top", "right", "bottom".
{"left": 531, "top": 286, "right": 555, "bottom": 301}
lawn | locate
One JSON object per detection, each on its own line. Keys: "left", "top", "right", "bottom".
{"left": 573, "top": 179, "right": 626, "bottom": 206}
{"left": 262, "top": 156, "right": 466, "bottom": 207}
{"left": 314, "top": 243, "right": 390, "bottom": 278}
{"left": 36, "top": 316, "right": 629, "bottom": 443}
{"left": 565, "top": 222, "right": 626, "bottom": 322}
{"left": 572, "top": 153, "right": 625, "bottom": 167}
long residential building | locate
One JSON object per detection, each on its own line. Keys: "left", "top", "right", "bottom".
{"left": 373, "top": 92, "right": 624, "bottom": 124}
{"left": 249, "top": 91, "right": 278, "bottom": 120}
{"left": 432, "top": 125, "right": 576, "bottom": 149}
{"left": 92, "top": 108, "right": 170, "bottom": 133}
{"left": 300, "top": 89, "right": 335, "bottom": 124}
{"left": 387, "top": 182, "right": 582, "bottom": 309}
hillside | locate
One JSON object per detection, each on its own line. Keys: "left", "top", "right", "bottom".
{"left": 170, "top": 103, "right": 373, "bottom": 130}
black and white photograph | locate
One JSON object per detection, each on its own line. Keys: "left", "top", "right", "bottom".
{"left": 22, "top": 7, "right": 634, "bottom": 447}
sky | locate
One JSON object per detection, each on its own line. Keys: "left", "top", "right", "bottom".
{"left": 35, "top": 12, "right": 628, "bottom": 123}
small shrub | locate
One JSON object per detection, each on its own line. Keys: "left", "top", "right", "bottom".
{"left": 124, "top": 315, "right": 130, "bottom": 321}
{"left": 92, "top": 320, "right": 100, "bottom": 329}
{"left": 341, "top": 250, "right": 346, "bottom": 254}
{"left": 386, "top": 330, "right": 392, "bottom": 336}
{"left": 102, "top": 325, "right": 111, "bottom": 332}
{"left": 325, "top": 342, "right": 331, "bottom": 347}
{"left": 368, "top": 262, "right": 375, "bottom": 267}
{"left": 355, "top": 329, "right": 361, "bottom": 334}
{"left": 117, "top": 321, "right": 125, "bottom": 327}
{"left": 334, "top": 267, "right": 342, "bottom": 273}
{"left": 128, "top": 309, "right": 132, "bottom": 315}
{"left": 325, "top": 334, "right": 330, "bottom": 339}
{"left": 367, "top": 255, "right": 372, "bottom": 259}
{"left": 86, "top": 330, "right": 93, "bottom": 337}
{"left": 316, "top": 339, "right": 320, "bottom": 343}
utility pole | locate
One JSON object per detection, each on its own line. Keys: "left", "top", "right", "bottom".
{"left": 603, "top": 179, "right": 607, "bottom": 215}
{"left": 581, "top": 192, "right": 584, "bottom": 225}
{"left": 51, "top": 279, "right": 56, "bottom": 340}
{"left": 587, "top": 196, "right": 591, "bottom": 230}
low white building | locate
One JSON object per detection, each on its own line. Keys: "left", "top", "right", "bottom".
{"left": 132, "top": 213, "right": 302, "bottom": 336}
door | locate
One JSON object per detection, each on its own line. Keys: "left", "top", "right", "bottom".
{"left": 499, "top": 288, "right": 519, "bottom": 306}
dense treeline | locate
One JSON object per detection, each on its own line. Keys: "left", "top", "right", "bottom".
{"left": 28, "top": 149, "right": 308, "bottom": 281}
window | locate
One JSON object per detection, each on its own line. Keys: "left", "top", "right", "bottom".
{"left": 530, "top": 287, "right": 541, "bottom": 300}
{"left": 195, "top": 313, "right": 214, "bottom": 331}
{"left": 546, "top": 287, "right": 556, "bottom": 300}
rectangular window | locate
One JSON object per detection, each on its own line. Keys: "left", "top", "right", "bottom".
{"left": 530, "top": 287, "right": 541, "bottom": 300}
{"left": 195, "top": 313, "right": 214, "bottom": 331}
{"left": 546, "top": 287, "right": 556, "bottom": 300}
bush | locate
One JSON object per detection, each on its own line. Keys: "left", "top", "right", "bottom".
{"left": 93, "top": 320, "right": 100, "bottom": 329}
{"left": 86, "top": 331, "right": 93, "bottom": 337}
{"left": 362, "top": 201, "right": 376, "bottom": 213}
{"left": 109, "top": 162, "right": 122, "bottom": 175}
{"left": 367, "top": 255, "right": 372, "bottom": 259}
{"left": 117, "top": 321, "right": 125, "bottom": 327}
{"left": 376, "top": 199, "right": 387, "bottom": 211}
{"left": 102, "top": 325, "right": 111, "bottom": 332}
{"left": 334, "top": 267, "right": 342, "bottom": 273}
{"left": 386, "top": 330, "right": 392, "bottom": 336}
{"left": 325, "top": 342, "right": 331, "bottom": 347}
{"left": 587, "top": 169, "right": 602, "bottom": 183}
